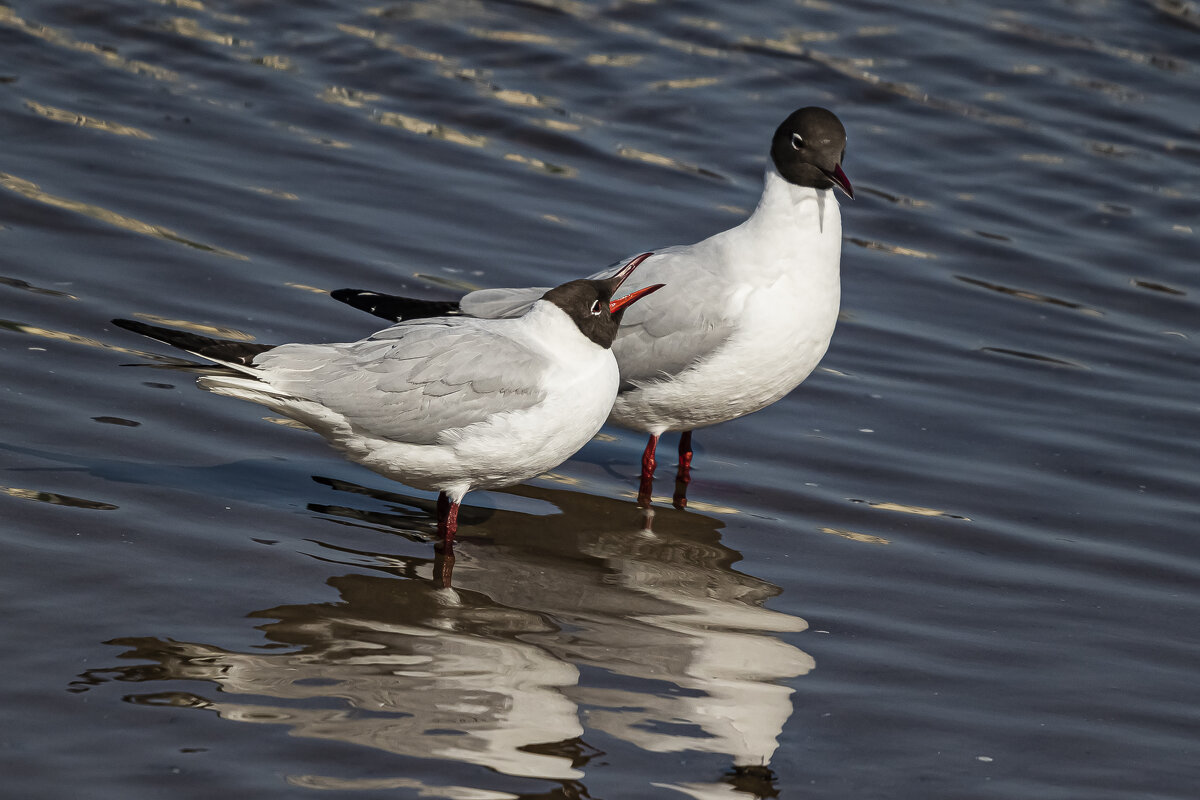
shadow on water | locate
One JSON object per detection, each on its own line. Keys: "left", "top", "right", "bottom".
{"left": 72, "top": 480, "right": 810, "bottom": 798}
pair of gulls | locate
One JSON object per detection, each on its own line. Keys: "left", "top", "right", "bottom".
{"left": 116, "top": 107, "right": 852, "bottom": 547}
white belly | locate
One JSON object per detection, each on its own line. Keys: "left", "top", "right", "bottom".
{"left": 609, "top": 270, "right": 840, "bottom": 434}
{"left": 343, "top": 354, "right": 620, "bottom": 495}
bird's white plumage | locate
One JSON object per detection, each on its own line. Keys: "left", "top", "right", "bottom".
{"left": 459, "top": 165, "right": 842, "bottom": 436}
{"left": 199, "top": 299, "right": 619, "bottom": 502}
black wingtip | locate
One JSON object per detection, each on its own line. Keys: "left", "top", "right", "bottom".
{"left": 112, "top": 318, "right": 274, "bottom": 366}
{"left": 329, "top": 288, "right": 369, "bottom": 304}
{"left": 330, "top": 288, "right": 462, "bottom": 323}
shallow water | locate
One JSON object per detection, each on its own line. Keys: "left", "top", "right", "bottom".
{"left": 2, "top": 0, "right": 1199, "bottom": 797}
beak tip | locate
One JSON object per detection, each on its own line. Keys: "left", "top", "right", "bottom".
{"left": 609, "top": 283, "right": 665, "bottom": 314}
{"left": 830, "top": 163, "right": 853, "bottom": 199}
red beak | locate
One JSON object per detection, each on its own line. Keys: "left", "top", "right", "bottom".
{"left": 825, "top": 163, "right": 853, "bottom": 199}
{"left": 606, "top": 252, "right": 662, "bottom": 313}
{"left": 610, "top": 282, "right": 665, "bottom": 314}
{"left": 609, "top": 252, "right": 653, "bottom": 288}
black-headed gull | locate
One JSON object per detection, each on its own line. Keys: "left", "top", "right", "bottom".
{"left": 334, "top": 107, "right": 852, "bottom": 508}
{"left": 113, "top": 254, "right": 662, "bottom": 548}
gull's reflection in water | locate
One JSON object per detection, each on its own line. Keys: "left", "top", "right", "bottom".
{"left": 76, "top": 480, "right": 813, "bottom": 798}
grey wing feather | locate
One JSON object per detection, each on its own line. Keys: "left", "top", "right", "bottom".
{"left": 458, "top": 246, "right": 735, "bottom": 387}
{"left": 254, "top": 319, "right": 547, "bottom": 445}
{"left": 597, "top": 247, "right": 737, "bottom": 386}
{"left": 459, "top": 287, "right": 546, "bottom": 319}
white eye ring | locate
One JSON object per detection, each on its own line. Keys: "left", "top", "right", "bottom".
{"left": 791, "top": 133, "right": 804, "bottom": 149}
{"left": 590, "top": 300, "right": 603, "bottom": 316}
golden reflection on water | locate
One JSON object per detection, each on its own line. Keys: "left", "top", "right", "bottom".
{"left": 468, "top": 28, "right": 562, "bottom": 46}
{"left": 1019, "top": 153, "right": 1066, "bottom": 165}
{"left": 247, "top": 186, "right": 299, "bottom": 201}
{"left": 743, "top": 34, "right": 1032, "bottom": 130}
{"left": 130, "top": 314, "right": 257, "bottom": 341}
{"left": 75, "top": 483, "right": 811, "bottom": 794}
{"left": 149, "top": 0, "right": 206, "bottom": 10}
{"left": 317, "top": 86, "right": 382, "bottom": 108}
{"left": 336, "top": 23, "right": 448, "bottom": 63}
{"left": 649, "top": 76, "right": 724, "bottom": 90}
{"left": 990, "top": 17, "right": 1193, "bottom": 73}
{"left": 157, "top": 16, "right": 248, "bottom": 47}
{"left": 283, "top": 282, "right": 329, "bottom": 294}
{"left": 2, "top": 319, "right": 155, "bottom": 357}
{"left": 0, "top": 5, "right": 178, "bottom": 82}
{"left": 250, "top": 54, "right": 293, "bottom": 71}
{"left": 844, "top": 236, "right": 937, "bottom": 260}
{"left": 820, "top": 527, "right": 890, "bottom": 545}
{"left": 532, "top": 117, "right": 582, "bottom": 132}
{"left": 0, "top": 173, "right": 249, "bottom": 261}
{"left": 679, "top": 16, "right": 724, "bottom": 31}
{"left": 503, "top": 152, "right": 577, "bottom": 177}
{"left": 585, "top": 53, "right": 644, "bottom": 67}
{"left": 274, "top": 122, "right": 354, "bottom": 150}
{"left": 0, "top": 276, "right": 76, "bottom": 299}
{"left": 486, "top": 86, "right": 549, "bottom": 108}
{"left": 852, "top": 498, "right": 971, "bottom": 521}
{"left": 319, "top": 72, "right": 569, "bottom": 167}
{"left": 0, "top": 484, "right": 117, "bottom": 510}
{"left": 616, "top": 146, "right": 724, "bottom": 179}
{"left": 372, "top": 111, "right": 488, "bottom": 147}
{"left": 24, "top": 100, "right": 154, "bottom": 139}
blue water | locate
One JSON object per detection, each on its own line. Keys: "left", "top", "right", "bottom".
{"left": 2, "top": 1, "right": 1198, "bottom": 797}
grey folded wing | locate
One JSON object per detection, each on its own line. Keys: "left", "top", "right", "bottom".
{"left": 254, "top": 319, "right": 548, "bottom": 445}
{"left": 599, "top": 248, "right": 737, "bottom": 387}
{"left": 457, "top": 247, "right": 736, "bottom": 387}
{"left": 609, "top": 304, "right": 732, "bottom": 388}
{"left": 459, "top": 287, "right": 547, "bottom": 319}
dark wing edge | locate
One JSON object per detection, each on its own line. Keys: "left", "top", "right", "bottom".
{"left": 111, "top": 318, "right": 274, "bottom": 368}
{"left": 330, "top": 289, "right": 461, "bottom": 324}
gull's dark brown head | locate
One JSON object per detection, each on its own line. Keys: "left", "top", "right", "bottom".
{"left": 770, "top": 106, "right": 853, "bottom": 198}
{"left": 541, "top": 253, "right": 663, "bottom": 348}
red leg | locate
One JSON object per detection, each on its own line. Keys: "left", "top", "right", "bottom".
{"left": 436, "top": 491, "right": 459, "bottom": 551}
{"left": 434, "top": 546, "right": 455, "bottom": 589}
{"left": 433, "top": 492, "right": 459, "bottom": 587}
{"left": 673, "top": 430, "right": 693, "bottom": 509}
{"left": 638, "top": 433, "right": 659, "bottom": 507}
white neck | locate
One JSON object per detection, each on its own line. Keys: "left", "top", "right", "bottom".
{"left": 520, "top": 299, "right": 607, "bottom": 361}
{"left": 706, "top": 165, "right": 842, "bottom": 280}
{"left": 746, "top": 165, "right": 839, "bottom": 235}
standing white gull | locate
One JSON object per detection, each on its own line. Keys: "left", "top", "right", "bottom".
{"left": 113, "top": 254, "right": 662, "bottom": 550}
{"left": 333, "top": 107, "right": 853, "bottom": 508}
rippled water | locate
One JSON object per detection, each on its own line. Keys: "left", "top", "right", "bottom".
{"left": 2, "top": 0, "right": 1198, "bottom": 797}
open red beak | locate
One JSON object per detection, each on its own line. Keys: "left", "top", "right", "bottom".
{"left": 606, "top": 252, "right": 663, "bottom": 313}
{"left": 609, "top": 252, "right": 653, "bottom": 288}
{"left": 824, "top": 163, "right": 853, "bottom": 199}
{"left": 610, "top": 282, "right": 664, "bottom": 314}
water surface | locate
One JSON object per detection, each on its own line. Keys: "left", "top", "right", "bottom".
{"left": 2, "top": 1, "right": 1198, "bottom": 798}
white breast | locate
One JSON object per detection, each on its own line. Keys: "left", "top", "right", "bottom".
{"left": 609, "top": 170, "right": 843, "bottom": 434}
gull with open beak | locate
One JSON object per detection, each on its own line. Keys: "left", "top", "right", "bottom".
{"left": 113, "top": 254, "right": 662, "bottom": 548}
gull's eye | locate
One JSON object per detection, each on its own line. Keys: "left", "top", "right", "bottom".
{"left": 791, "top": 133, "right": 804, "bottom": 150}
{"left": 590, "top": 299, "right": 603, "bottom": 316}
